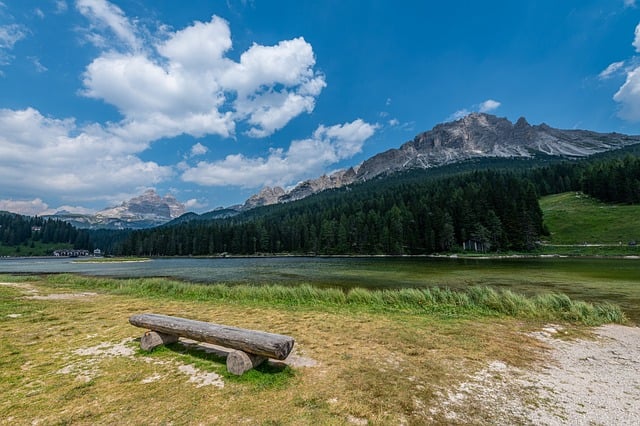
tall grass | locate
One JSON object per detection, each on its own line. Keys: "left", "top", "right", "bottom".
{"left": 43, "top": 274, "right": 626, "bottom": 325}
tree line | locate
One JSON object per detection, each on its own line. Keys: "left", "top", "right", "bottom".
{"left": 0, "top": 213, "right": 92, "bottom": 250}
{"left": 116, "top": 170, "right": 546, "bottom": 256}
{"left": 525, "top": 154, "right": 640, "bottom": 204}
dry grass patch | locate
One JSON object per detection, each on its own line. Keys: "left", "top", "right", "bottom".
{"left": 0, "top": 277, "right": 577, "bottom": 425}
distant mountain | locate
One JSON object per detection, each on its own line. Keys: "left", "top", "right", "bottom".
{"left": 355, "top": 113, "right": 640, "bottom": 180}
{"left": 238, "top": 113, "right": 640, "bottom": 209}
{"left": 48, "top": 190, "right": 186, "bottom": 230}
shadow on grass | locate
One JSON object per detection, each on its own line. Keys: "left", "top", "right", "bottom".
{"left": 136, "top": 338, "right": 295, "bottom": 389}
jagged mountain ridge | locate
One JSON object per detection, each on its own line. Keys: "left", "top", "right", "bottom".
{"left": 241, "top": 113, "right": 640, "bottom": 208}
{"left": 48, "top": 190, "right": 186, "bottom": 230}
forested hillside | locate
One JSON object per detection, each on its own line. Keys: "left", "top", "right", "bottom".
{"left": 2, "top": 147, "right": 638, "bottom": 257}
{"left": 117, "top": 171, "right": 545, "bottom": 256}
{"left": 0, "top": 212, "right": 92, "bottom": 255}
{"left": 116, "top": 149, "right": 640, "bottom": 257}
{"left": 526, "top": 152, "right": 640, "bottom": 204}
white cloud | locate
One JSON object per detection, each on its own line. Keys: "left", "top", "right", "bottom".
{"left": 0, "top": 198, "right": 97, "bottom": 216}
{"left": 181, "top": 119, "right": 378, "bottom": 188}
{"left": 614, "top": 67, "right": 640, "bottom": 120}
{"left": 634, "top": 22, "right": 640, "bottom": 53}
{"left": 55, "top": 1, "right": 69, "bottom": 14}
{"left": 0, "top": 107, "right": 172, "bottom": 204}
{"left": 76, "top": 0, "right": 141, "bottom": 51}
{"left": 0, "top": 198, "right": 49, "bottom": 216}
{"left": 478, "top": 99, "right": 501, "bottom": 113}
{"left": 78, "top": 12, "right": 325, "bottom": 141}
{"left": 388, "top": 118, "right": 400, "bottom": 126}
{"left": 448, "top": 108, "right": 471, "bottom": 121}
{"left": 599, "top": 61, "right": 625, "bottom": 80}
{"left": 625, "top": 0, "right": 636, "bottom": 8}
{"left": 29, "top": 56, "right": 48, "bottom": 72}
{"left": 448, "top": 99, "right": 501, "bottom": 121}
{"left": 0, "top": 23, "right": 27, "bottom": 65}
{"left": 190, "top": 142, "right": 208, "bottom": 157}
{"left": 611, "top": 23, "right": 640, "bottom": 121}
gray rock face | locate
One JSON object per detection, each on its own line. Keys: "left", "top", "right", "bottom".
{"left": 242, "top": 186, "right": 286, "bottom": 210}
{"left": 97, "top": 189, "right": 185, "bottom": 221}
{"left": 50, "top": 190, "right": 187, "bottom": 229}
{"left": 280, "top": 168, "right": 358, "bottom": 203}
{"left": 240, "top": 168, "right": 358, "bottom": 209}
{"left": 356, "top": 113, "right": 640, "bottom": 180}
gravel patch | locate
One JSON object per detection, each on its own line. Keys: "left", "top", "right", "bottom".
{"left": 522, "top": 324, "right": 640, "bottom": 425}
{"left": 429, "top": 324, "right": 640, "bottom": 425}
{"left": 26, "top": 292, "right": 98, "bottom": 300}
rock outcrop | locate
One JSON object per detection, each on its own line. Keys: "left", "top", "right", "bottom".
{"left": 356, "top": 113, "right": 640, "bottom": 180}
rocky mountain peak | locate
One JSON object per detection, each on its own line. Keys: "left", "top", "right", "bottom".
{"left": 242, "top": 186, "right": 286, "bottom": 210}
{"left": 97, "top": 190, "right": 185, "bottom": 220}
{"left": 355, "top": 113, "right": 640, "bottom": 181}
{"left": 237, "top": 112, "right": 640, "bottom": 213}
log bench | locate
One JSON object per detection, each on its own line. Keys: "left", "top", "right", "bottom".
{"left": 129, "top": 313, "right": 295, "bottom": 375}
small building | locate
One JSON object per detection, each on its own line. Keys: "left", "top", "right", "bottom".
{"left": 53, "top": 249, "right": 90, "bottom": 257}
{"left": 93, "top": 248, "right": 102, "bottom": 256}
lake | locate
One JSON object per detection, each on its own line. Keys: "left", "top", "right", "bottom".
{"left": 1, "top": 256, "right": 639, "bottom": 321}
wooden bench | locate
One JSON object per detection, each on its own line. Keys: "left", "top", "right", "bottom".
{"left": 129, "top": 313, "right": 295, "bottom": 375}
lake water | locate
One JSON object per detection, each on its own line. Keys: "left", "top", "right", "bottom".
{"left": 1, "top": 256, "right": 639, "bottom": 321}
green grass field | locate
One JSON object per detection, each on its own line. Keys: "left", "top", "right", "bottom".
{"left": 0, "top": 274, "right": 622, "bottom": 424}
{"left": 540, "top": 192, "right": 640, "bottom": 246}
{"left": 0, "top": 241, "right": 72, "bottom": 257}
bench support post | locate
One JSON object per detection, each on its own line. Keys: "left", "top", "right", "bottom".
{"left": 140, "top": 330, "right": 178, "bottom": 351}
{"left": 226, "top": 350, "right": 266, "bottom": 375}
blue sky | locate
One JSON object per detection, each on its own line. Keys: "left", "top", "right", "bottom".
{"left": 1, "top": 0, "right": 640, "bottom": 215}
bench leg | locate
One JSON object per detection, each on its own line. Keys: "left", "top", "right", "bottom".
{"left": 226, "top": 350, "right": 266, "bottom": 375}
{"left": 140, "top": 331, "right": 178, "bottom": 351}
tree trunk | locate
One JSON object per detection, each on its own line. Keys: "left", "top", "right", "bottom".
{"left": 129, "top": 313, "right": 294, "bottom": 360}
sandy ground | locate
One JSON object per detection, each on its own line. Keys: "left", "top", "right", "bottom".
{"left": 431, "top": 324, "right": 640, "bottom": 425}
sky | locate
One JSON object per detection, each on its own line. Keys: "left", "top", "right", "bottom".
{"left": 1, "top": 0, "right": 640, "bottom": 215}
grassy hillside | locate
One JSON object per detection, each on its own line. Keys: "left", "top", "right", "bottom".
{"left": 540, "top": 192, "right": 640, "bottom": 246}
{"left": 0, "top": 241, "right": 72, "bottom": 257}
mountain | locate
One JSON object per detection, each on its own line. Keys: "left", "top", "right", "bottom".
{"left": 354, "top": 113, "right": 640, "bottom": 180}
{"left": 239, "top": 113, "right": 640, "bottom": 208}
{"left": 48, "top": 190, "right": 186, "bottom": 230}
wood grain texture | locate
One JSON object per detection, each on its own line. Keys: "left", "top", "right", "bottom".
{"left": 129, "top": 313, "right": 294, "bottom": 360}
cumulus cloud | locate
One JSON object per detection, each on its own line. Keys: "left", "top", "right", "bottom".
{"left": 0, "top": 198, "right": 49, "bottom": 216}
{"left": 625, "top": 0, "right": 636, "bottom": 8}
{"left": 478, "top": 99, "right": 501, "bottom": 113}
{"left": 181, "top": 119, "right": 378, "bottom": 188}
{"left": 79, "top": 10, "right": 325, "bottom": 140}
{"left": 190, "top": 142, "right": 208, "bottom": 157}
{"left": 448, "top": 99, "right": 502, "bottom": 121}
{"left": 611, "top": 23, "right": 640, "bottom": 121}
{"left": 614, "top": 68, "right": 640, "bottom": 120}
{"left": 0, "top": 107, "right": 172, "bottom": 204}
{"left": 0, "top": 1, "right": 327, "bottom": 212}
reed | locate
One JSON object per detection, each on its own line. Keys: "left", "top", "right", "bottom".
{"left": 43, "top": 274, "right": 626, "bottom": 325}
